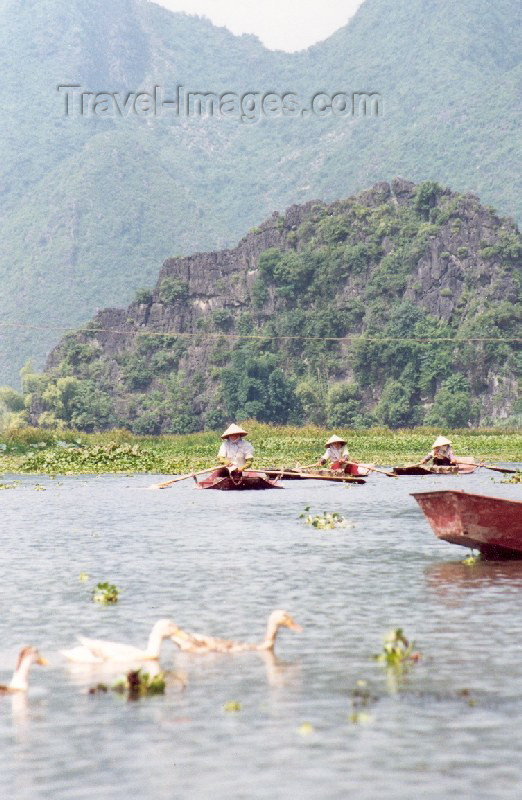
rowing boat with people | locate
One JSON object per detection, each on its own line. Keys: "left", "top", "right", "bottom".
{"left": 195, "top": 469, "right": 282, "bottom": 491}
{"left": 394, "top": 460, "right": 478, "bottom": 476}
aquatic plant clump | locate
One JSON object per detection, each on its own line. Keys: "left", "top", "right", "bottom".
{"left": 501, "top": 471, "right": 522, "bottom": 484}
{"left": 300, "top": 507, "right": 353, "bottom": 529}
{"left": 89, "top": 670, "right": 166, "bottom": 699}
{"left": 92, "top": 582, "right": 120, "bottom": 605}
{"left": 19, "top": 442, "right": 158, "bottom": 475}
{"left": 461, "top": 551, "right": 480, "bottom": 565}
{"left": 223, "top": 701, "right": 242, "bottom": 712}
{"left": 113, "top": 670, "right": 166, "bottom": 698}
{"left": 374, "top": 628, "right": 421, "bottom": 668}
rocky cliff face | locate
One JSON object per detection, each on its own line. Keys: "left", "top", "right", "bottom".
{"left": 43, "top": 179, "right": 521, "bottom": 431}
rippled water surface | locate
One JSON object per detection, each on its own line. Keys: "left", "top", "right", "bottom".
{"left": 1, "top": 469, "right": 522, "bottom": 799}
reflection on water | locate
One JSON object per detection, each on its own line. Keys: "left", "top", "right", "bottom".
{"left": 259, "top": 651, "right": 302, "bottom": 688}
{"left": 426, "top": 560, "right": 522, "bottom": 604}
{"left": 0, "top": 470, "right": 521, "bottom": 800}
{"left": 9, "top": 692, "right": 29, "bottom": 734}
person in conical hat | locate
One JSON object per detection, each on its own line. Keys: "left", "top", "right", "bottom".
{"left": 317, "top": 434, "right": 352, "bottom": 472}
{"left": 218, "top": 424, "right": 254, "bottom": 473}
{"left": 221, "top": 424, "right": 248, "bottom": 440}
{"left": 421, "top": 435, "right": 456, "bottom": 466}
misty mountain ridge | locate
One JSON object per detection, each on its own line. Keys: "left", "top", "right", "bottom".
{"left": 0, "top": 0, "right": 520, "bottom": 386}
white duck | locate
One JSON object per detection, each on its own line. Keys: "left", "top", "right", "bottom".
{"left": 61, "top": 619, "right": 180, "bottom": 664}
{"left": 170, "top": 610, "right": 303, "bottom": 654}
{"left": 0, "top": 646, "right": 48, "bottom": 693}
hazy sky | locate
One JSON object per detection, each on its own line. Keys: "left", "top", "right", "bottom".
{"left": 152, "top": 0, "right": 366, "bottom": 51}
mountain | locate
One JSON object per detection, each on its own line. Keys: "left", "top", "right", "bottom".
{"left": 14, "top": 179, "right": 521, "bottom": 432}
{"left": 0, "top": 0, "right": 520, "bottom": 385}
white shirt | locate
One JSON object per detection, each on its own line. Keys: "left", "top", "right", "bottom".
{"left": 321, "top": 445, "right": 349, "bottom": 463}
{"left": 218, "top": 438, "right": 254, "bottom": 467}
{"left": 423, "top": 445, "right": 455, "bottom": 463}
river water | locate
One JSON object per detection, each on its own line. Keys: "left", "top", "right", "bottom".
{"left": 0, "top": 468, "right": 521, "bottom": 800}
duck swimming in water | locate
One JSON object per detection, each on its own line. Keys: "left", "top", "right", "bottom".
{"left": 170, "top": 610, "right": 303, "bottom": 654}
{"left": 61, "top": 619, "right": 180, "bottom": 664}
{"left": 0, "top": 646, "right": 48, "bottom": 694}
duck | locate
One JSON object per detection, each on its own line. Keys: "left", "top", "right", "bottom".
{"left": 61, "top": 619, "right": 180, "bottom": 664}
{"left": 170, "top": 609, "right": 302, "bottom": 654}
{"left": 0, "top": 646, "right": 48, "bottom": 694}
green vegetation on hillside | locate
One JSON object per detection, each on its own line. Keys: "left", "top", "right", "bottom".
{"left": 8, "top": 181, "right": 518, "bottom": 434}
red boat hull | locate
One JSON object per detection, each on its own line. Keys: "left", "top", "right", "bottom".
{"left": 196, "top": 470, "right": 282, "bottom": 491}
{"left": 395, "top": 464, "right": 477, "bottom": 476}
{"left": 413, "top": 490, "right": 522, "bottom": 559}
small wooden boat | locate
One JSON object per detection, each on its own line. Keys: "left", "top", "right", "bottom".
{"left": 195, "top": 470, "right": 282, "bottom": 491}
{"left": 394, "top": 460, "right": 478, "bottom": 476}
{"left": 263, "top": 468, "right": 366, "bottom": 485}
{"left": 412, "top": 489, "right": 522, "bottom": 559}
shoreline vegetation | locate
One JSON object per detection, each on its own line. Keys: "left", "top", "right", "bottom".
{"left": 0, "top": 423, "right": 520, "bottom": 476}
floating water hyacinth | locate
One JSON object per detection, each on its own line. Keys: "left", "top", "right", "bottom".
{"left": 223, "top": 701, "right": 242, "bottom": 712}
{"left": 89, "top": 670, "right": 166, "bottom": 699}
{"left": 88, "top": 683, "right": 108, "bottom": 695}
{"left": 112, "top": 670, "right": 166, "bottom": 698}
{"left": 374, "top": 628, "right": 421, "bottom": 668}
{"left": 349, "top": 711, "right": 374, "bottom": 724}
{"left": 502, "top": 472, "right": 522, "bottom": 484}
{"left": 91, "top": 581, "right": 120, "bottom": 604}
{"left": 300, "top": 507, "right": 354, "bottom": 530}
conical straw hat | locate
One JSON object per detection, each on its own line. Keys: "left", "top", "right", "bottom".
{"left": 325, "top": 434, "right": 347, "bottom": 446}
{"left": 432, "top": 436, "right": 452, "bottom": 448}
{"left": 221, "top": 423, "right": 248, "bottom": 440}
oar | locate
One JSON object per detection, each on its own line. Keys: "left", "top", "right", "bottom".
{"left": 478, "top": 463, "right": 519, "bottom": 475}
{"left": 149, "top": 466, "right": 221, "bottom": 490}
{"left": 364, "top": 465, "right": 397, "bottom": 478}
{"left": 452, "top": 457, "right": 515, "bottom": 475}
{"left": 339, "top": 461, "right": 397, "bottom": 478}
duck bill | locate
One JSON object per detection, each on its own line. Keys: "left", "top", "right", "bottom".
{"left": 287, "top": 621, "right": 303, "bottom": 633}
{"left": 37, "top": 656, "right": 48, "bottom": 666}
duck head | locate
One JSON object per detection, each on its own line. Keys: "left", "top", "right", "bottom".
{"left": 269, "top": 610, "right": 303, "bottom": 632}
{"left": 16, "top": 646, "right": 48, "bottom": 669}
